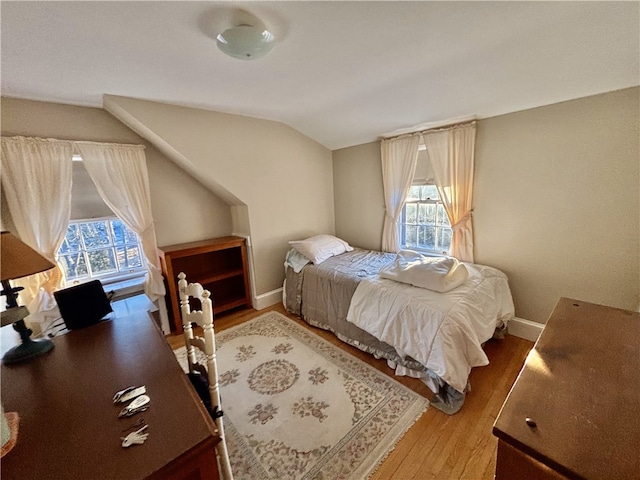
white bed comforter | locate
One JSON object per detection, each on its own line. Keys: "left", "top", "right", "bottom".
{"left": 346, "top": 263, "right": 514, "bottom": 393}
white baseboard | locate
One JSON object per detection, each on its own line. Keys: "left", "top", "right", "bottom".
{"left": 508, "top": 317, "right": 544, "bottom": 343}
{"left": 254, "top": 287, "right": 283, "bottom": 310}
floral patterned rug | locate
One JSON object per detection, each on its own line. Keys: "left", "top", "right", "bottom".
{"left": 174, "top": 311, "right": 429, "bottom": 479}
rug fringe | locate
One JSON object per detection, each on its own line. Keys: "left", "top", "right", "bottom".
{"left": 356, "top": 401, "right": 429, "bottom": 480}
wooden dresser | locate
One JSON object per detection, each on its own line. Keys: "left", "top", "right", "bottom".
{"left": 493, "top": 297, "right": 640, "bottom": 480}
{"left": 159, "top": 236, "right": 251, "bottom": 332}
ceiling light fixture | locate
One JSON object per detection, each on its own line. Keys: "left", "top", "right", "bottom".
{"left": 216, "top": 24, "right": 275, "bottom": 60}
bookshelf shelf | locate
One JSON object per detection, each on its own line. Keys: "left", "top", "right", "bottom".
{"left": 158, "top": 236, "right": 251, "bottom": 332}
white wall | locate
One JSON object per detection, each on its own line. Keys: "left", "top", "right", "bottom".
{"left": 474, "top": 87, "right": 639, "bottom": 323}
{"left": 333, "top": 87, "right": 640, "bottom": 324}
{"left": 333, "top": 140, "right": 385, "bottom": 251}
{"left": 103, "top": 95, "right": 335, "bottom": 297}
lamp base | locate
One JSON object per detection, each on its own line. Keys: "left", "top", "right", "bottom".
{"left": 2, "top": 336, "right": 54, "bottom": 364}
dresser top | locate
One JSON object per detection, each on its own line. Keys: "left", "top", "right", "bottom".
{"left": 493, "top": 297, "right": 640, "bottom": 479}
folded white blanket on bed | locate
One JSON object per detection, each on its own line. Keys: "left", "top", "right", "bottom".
{"left": 379, "top": 250, "right": 468, "bottom": 293}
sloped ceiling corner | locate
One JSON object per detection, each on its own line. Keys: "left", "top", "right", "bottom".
{"left": 104, "top": 94, "right": 244, "bottom": 206}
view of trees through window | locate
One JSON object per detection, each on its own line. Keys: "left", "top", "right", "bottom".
{"left": 401, "top": 185, "right": 452, "bottom": 254}
{"left": 58, "top": 218, "right": 145, "bottom": 282}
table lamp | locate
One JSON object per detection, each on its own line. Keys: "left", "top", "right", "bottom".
{"left": 1, "top": 231, "right": 56, "bottom": 364}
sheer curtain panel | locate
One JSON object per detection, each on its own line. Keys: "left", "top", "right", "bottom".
{"left": 75, "top": 142, "right": 165, "bottom": 301}
{"left": 422, "top": 122, "right": 476, "bottom": 262}
{"left": 381, "top": 134, "right": 421, "bottom": 252}
{"left": 0, "top": 136, "right": 73, "bottom": 312}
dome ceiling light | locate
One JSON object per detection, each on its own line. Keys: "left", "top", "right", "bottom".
{"left": 216, "top": 24, "right": 275, "bottom": 60}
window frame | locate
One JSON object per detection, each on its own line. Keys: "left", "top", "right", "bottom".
{"left": 58, "top": 216, "right": 147, "bottom": 285}
{"left": 400, "top": 180, "right": 452, "bottom": 255}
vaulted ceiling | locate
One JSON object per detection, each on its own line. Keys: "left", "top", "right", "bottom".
{"left": 2, "top": 1, "right": 638, "bottom": 150}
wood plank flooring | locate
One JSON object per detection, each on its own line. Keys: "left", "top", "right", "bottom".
{"left": 166, "top": 304, "right": 533, "bottom": 480}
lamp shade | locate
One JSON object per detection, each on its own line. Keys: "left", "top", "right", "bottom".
{"left": 216, "top": 24, "right": 275, "bottom": 60}
{"left": 0, "top": 231, "right": 55, "bottom": 281}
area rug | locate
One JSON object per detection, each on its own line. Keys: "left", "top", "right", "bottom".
{"left": 174, "top": 311, "right": 429, "bottom": 479}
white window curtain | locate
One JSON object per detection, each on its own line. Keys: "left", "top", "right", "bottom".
{"left": 422, "top": 122, "right": 476, "bottom": 262}
{"left": 0, "top": 136, "right": 73, "bottom": 313}
{"left": 75, "top": 142, "right": 165, "bottom": 302}
{"left": 380, "top": 134, "right": 421, "bottom": 252}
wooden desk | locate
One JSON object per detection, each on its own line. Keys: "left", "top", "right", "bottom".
{"left": 493, "top": 298, "right": 640, "bottom": 479}
{"left": 0, "top": 313, "right": 219, "bottom": 479}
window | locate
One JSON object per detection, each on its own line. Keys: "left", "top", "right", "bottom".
{"left": 400, "top": 184, "right": 452, "bottom": 254}
{"left": 58, "top": 217, "right": 146, "bottom": 283}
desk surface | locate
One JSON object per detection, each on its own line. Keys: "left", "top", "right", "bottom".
{"left": 493, "top": 298, "right": 640, "bottom": 479}
{"left": 1, "top": 312, "right": 218, "bottom": 479}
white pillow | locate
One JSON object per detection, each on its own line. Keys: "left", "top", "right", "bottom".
{"left": 288, "top": 235, "right": 354, "bottom": 265}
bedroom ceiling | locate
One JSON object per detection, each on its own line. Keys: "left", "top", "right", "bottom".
{"left": 1, "top": 1, "right": 638, "bottom": 150}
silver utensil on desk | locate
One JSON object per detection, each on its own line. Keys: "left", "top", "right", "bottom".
{"left": 118, "top": 394, "right": 150, "bottom": 418}
{"left": 113, "top": 385, "right": 146, "bottom": 403}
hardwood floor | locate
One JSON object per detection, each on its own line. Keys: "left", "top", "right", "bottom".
{"left": 166, "top": 304, "right": 533, "bottom": 480}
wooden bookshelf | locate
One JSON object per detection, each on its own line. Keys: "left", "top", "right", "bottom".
{"left": 158, "top": 236, "right": 251, "bottom": 332}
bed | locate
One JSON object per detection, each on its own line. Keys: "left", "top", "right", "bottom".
{"left": 283, "top": 241, "right": 515, "bottom": 414}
